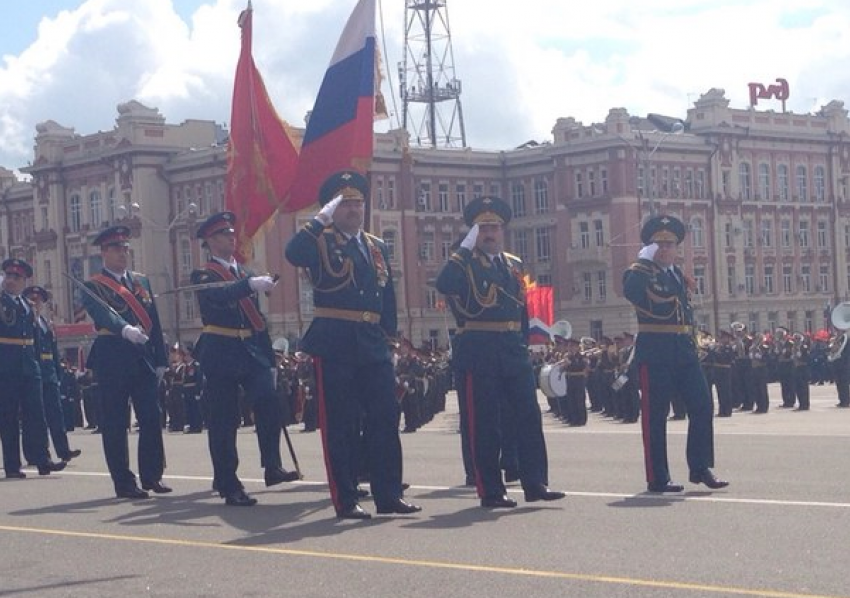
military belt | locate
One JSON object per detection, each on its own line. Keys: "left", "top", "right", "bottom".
{"left": 314, "top": 307, "right": 381, "bottom": 324}
{"left": 637, "top": 324, "right": 692, "bottom": 334}
{"left": 565, "top": 372, "right": 586, "bottom": 377}
{"left": 462, "top": 321, "right": 522, "bottom": 332}
{"left": 713, "top": 363, "right": 732, "bottom": 368}
{"left": 40, "top": 353, "right": 54, "bottom": 360}
{"left": 202, "top": 325, "right": 254, "bottom": 339}
{"left": 97, "top": 328, "right": 115, "bottom": 336}
{"left": 0, "top": 337, "right": 34, "bottom": 346}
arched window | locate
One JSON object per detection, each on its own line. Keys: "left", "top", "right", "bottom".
{"left": 89, "top": 190, "right": 102, "bottom": 225}
{"left": 814, "top": 166, "right": 826, "bottom": 202}
{"left": 739, "top": 162, "right": 752, "bottom": 200}
{"left": 69, "top": 194, "right": 82, "bottom": 232}
{"left": 758, "top": 163, "right": 770, "bottom": 200}
{"left": 795, "top": 165, "right": 808, "bottom": 201}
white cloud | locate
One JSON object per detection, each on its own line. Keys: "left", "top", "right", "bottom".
{"left": 1, "top": 0, "right": 850, "bottom": 170}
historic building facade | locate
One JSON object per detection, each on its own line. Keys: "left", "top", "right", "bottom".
{"left": 2, "top": 89, "right": 850, "bottom": 352}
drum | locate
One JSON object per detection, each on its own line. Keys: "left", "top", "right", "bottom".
{"left": 539, "top": 363, "right": 567, "bottom": 398}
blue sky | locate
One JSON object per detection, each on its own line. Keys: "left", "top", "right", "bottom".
{"left": 1, "top": 0, "right": 849, "bottom": 172}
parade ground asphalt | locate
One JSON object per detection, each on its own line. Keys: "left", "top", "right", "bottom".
{"left": 1, "top": 383, "right": 849, "bottom": 598}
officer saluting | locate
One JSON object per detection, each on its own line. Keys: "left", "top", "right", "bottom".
{"left": 436, "top": 197, "right": 565, "bottom": 509}
{"left": 0, "top": 259, "right": 65, "bottom": 478}
{"left": 285, "top": 170, "right": 420, "bottom": 520}
{"left": 623, "top": 215, "right": 728, "bottom": 493}
{"left": 191, "top": 211, "right": 298, "bottom": 507}
{"left": 81, "top": 226, "right": 170, "bottom": 499}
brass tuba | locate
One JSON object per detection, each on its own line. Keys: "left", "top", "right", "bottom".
{"left": 828, "top": 303, "right": 850, "bottom": 361}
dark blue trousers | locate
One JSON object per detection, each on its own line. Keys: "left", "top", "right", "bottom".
{"left": 0, "top": 375, "right": 49, "bottom": 473}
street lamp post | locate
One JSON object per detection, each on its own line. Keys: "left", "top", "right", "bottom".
{"left": 616, "top": 122, "right": 685, "bottom": 218}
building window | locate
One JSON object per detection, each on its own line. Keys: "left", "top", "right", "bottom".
{"left": 820, "top": 265, "right": 829, "bottom": 292}
{"left": 537, "top": 273, "right": 552, "bottom": 285}
{"left": 600, "top": 168, "right": 608, "bottom": 194}
{"left": 588, "top": 170, "right": 597, "bottom": 197}
{"left": 425, "top": 287, "right": 438, "bottom": 309}
{"left": 743, "top": 220, "right": 754, "bottom": 247}
{"left": 579, "top": 222, "right": 590, "bottom": 249}
{"left": 767, "top": 311, "right": 778, "bottom": 331}
{"left": 418, "top": 182, "right": 431, "bottom": 211}
{"left": 420, "top": 238, "right": 434, "bottom": 262}
{"left": 387, "top": 178, "right": 396, "bottom": 208}
{"left": 745, "top": 263, "right": 755, "bottom": 295}
{"left": 473, "top": 183, "right": 484, "bottom": 199}
{"left": 637, "top": 166, "right": 645, "bottom": 196}
{"left": 814, "top": 166, "right": 826, "bottom": 202}
{"left": 513, "top": 230, "right": 529, "bottom": 262}
{"left": 593, "top": 219, "right": 604, "bottom": 247}
{"left": 456, "top": 183, "right": 466, "bottom": 212}
{"left": 783, "top": 264, "right": 793, "bottom": 293}
{"left": 182, "top": 292, "right": 196, "bottom": 321}
{"left": 534, "top": 179, "right": 549, "bottom": 214}
{"left": 685, "top": 169, "right": 694, "bottom": 199}
{"left": 574, "top": 172, "right": 583, "bottom": 198}
{"left": 693, "top": 266, "right": 706, "bottom": 295}
{"left": 781, "top": 220, "right": 792, "bottom": 247}
{"left": 758, "top": 163, "right": 770, "bottom": 200}
{"left": 724, "top": 222, "right": 733, "bottom": 248}
{"left": 761, "top": 220, "right": 773, "bottom": 248}
{"left": 597, "top": 271, "right": 606, "bottom": 300}
{"left": 89, "top": 190, "right": 102, "bottom": 226}
{"left": 817, "top": 221, "right": 828, "bottom": 248}
{"left": 804, "top": 310, "right": 814, "bottom": 333}
{"left": 696, "top": 170, "right": 706, "bottom": 199}
{"left": 846, "top": 264, "right": 850, "bottom": 295}
{"left": 69, "top": 194, "right": 82, "bottom": 232}
{"left": 179, "top": 236, "right": 192, "bottom": 278}
{"left": 764, "top": 264, "right": 774, "bottom": 294}
{"left": 798, "top": 221, "right": 810, "bottom": 247}
{"left": 749, "top": 312, "right": 760, "bottom": 334}
{"left": 383, "top": 230, "right": 396, "bottom": 261}
{"left": 535, "top": 227, "right": 551, "bottom": 262}
{"left": 375, "top": 178, "right": 385, "bottom": 209}
{"left": 727, "top": 265, "right": 736, "bottom": 295}
{"left": 511, "top": 182, "right": 526, "bottom": 218}
{"left": 778, "top": 164, "right": 789, "bottom": 201}
{"left": 108, "top": 188, "right": 117, "bottom": 222}
{"left": 739, "top": 162, "right": 752, "bottom": 200}
{"left": 795, "top": 165, "right": 808, "bottom": 201}
{"left": 41, "top": 207, "right": 49, "bottom": 230}
{"left": 672, "top": 168, "right": 681, "bottom": 198}
{"left": 721, "top": 170, "right": 730, "bottom": 197}
{"left": 582, "top": 272, "right": 592, "bottom": 301}
{"left": 489, "top": 182, "right": 501, "bottom": 197}
{"left": 441, "top": 240, "right": 452, "bottom": 261}
{"left": 691, "top": 218, "right": 704, "bottom": 248}
{"left": 438, "top": 183, "right": 450, "bottom": 212}
{"left": 801, "top": 264, "right": 811, "bottom": 292}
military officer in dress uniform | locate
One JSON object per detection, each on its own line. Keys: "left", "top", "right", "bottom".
{"left": 436, "top": 196, "right": 565, "bottom": 509}
{"left": 0, "top": 259, "right": 66, "bottom": 478}
{"left": 285, "top": 170, "right": 420, "bottom": 520}
{"left": 81, "top": 226, "right": 171, "bottom": 499}
{"left": 622, "top": 215, "right": 728, "bottom": 493}
{"left": 191, "top": 211, "right": 298, "bottom": 507}
{"left": 23, "top": 285, "right": 81, "bottom": 463}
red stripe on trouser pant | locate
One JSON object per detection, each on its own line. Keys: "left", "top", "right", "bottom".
{"left": 313, "top": 357, "right": 341, "bottom": 511}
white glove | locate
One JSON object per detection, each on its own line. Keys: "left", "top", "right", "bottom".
{"left": 156, "top": 367, "right": 167, "bottom": 384}
{"left": 638, "top": 243, "right": 658, "bottom": 261}
{"left": 316, "top": 195, "right": 343, "bottom": 226}
{"left": 249, "top": 276, "right": 277, "bottom": 293}
{"left": 460, "top": 224, "right": 479, "bottom": 250}
{"left": 121, "top": 325, "right": 149, "bottom": 345}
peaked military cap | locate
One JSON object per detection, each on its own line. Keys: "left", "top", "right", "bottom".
{"left": 2, "top": 258, "right": 33, "bottom": 278}
{"left": 318, "top": 170, "right": 369, "bottom": 206}
{"left": 23, "top": 285, "right": 51, "bottom": 302}
{"left": 196, "top": 211, "right": 236, "bottom": 240}
{"left": 92, "top": 225, "right": 131, "bottom": 248}
{"left": 463, "top": 196, "right": 512, "bottom": 227}
{"left": 640, "top": 215, "right": 686, "bottom": 245}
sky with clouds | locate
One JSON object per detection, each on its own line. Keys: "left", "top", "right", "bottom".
{"left": 1, "top": 0, "right": 849, "bottom": 172}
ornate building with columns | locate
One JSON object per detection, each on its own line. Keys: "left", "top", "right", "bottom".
{"left": 2, "top": 89, "right": 850, "bottom": 354}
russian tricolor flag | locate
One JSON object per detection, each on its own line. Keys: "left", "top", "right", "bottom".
{"left": 283, "top": 0, "right": 379, "bottom": 213}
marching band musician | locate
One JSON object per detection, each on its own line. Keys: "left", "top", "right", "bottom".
{"left": 730, "top": 324, "right": 753, "bottom": 411}
{"left": 81, "top": 227, "right": 169, "bottom": 498}
{"left": 181, "top": 343, "right": 203, "bottom": 434}
{"left": 792, "top": 333, "right": 811, "bottom": 411}
{"left": 830, "top": 329, "right": 850, "bottom": 408}
{"left": 285, "top": 170, "right": 419, "bottom": 520}
{"left": 749, "top": 334, "right": 770, "bottom": 413}
{"left": 0, "top": 259, "right": 65, "bottom": 479}
{"left": 774, "top": 327, "right": 796, "bottom": 408}
{"left": 436, "top": 195, "right": 565, "bottom": 509}
{"left": 192, "top": 211, "right": 298, "bottom": 507}
{"left": 713, "top": 331, "right": 736, "bottom": 417}
{"left": 622, "top": 215, "right": 728, "bottom": 493}
{"left": 562, "top": 338, "right": 588, "bottom": 426}
{"left": 614, "top": 332, "right": 640, "bottom": 423}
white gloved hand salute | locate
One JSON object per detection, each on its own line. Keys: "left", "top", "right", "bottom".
{"left": 249, "top": 276, "right": 277, "bottom": 293}
{"left": 460, "top": 224, "right": 479, "bottom": 251}
{"left": 121, "top": 324, "right": 149, "bottom": 345}
{"left": 638, "top": 243, "right": 658, "bottom": 261}
{"left": 316, "top": 195, "right": 343, "bottom": 226}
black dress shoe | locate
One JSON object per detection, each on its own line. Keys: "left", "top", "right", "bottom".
{"left": 38, "top": 460, "right": 67, "bottom": 475}
{"left": 224, "top": 489, "right": 257, "bottom": 506}
{"left": 264, "top": 467, "right": 300, "bottom": 487}
{"left": 524, "top": 484, "right": 566, "bottom": 502}
{"left": 337, "top": 503, "right": 372, "bottom": 519}
{"left": 141, "top": 481, "right": 173, "bottom": 494}
{"left": 376, "top": 498, "right": 422, "bottom": 515}
{"left": 647, "top": 481, "right": 684, "bottom": 493}
{"left": 116, "top": 486, "right": 150, "bottom": 499}
{"left": 61, "top": 449, "right": 82, "bottom": 461}
{"left": 689, "top": 469, "right": 729, "bottom": 489}
{"left": 481, "top": 494, "right": 518, "bottom": 508}
{"left": 5, "top": 471, "right": 26, "bottom": 479}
